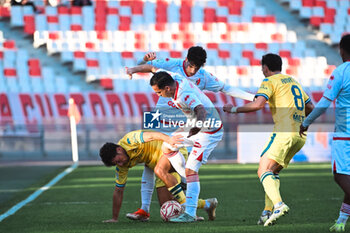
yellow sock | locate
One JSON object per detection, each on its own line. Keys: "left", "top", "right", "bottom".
{"left": 260, "top": 171, "right": 282, "bottom": 206}
{"left": 264, "top": 173, "right": 280, "bottom": 211}
{"left": 274, "top": 174, "right": 280, "bottom": 190}
{"left": 197, "top": 199, "right": 206, "bottom": 209}
{"left": 168, "top": 183, "right": 186, "bottom": 204}
{"left": 264, "top": 194, "right": 273, "bottom": 212}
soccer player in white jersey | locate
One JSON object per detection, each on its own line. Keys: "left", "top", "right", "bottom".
{"left": 300, "top": 34, "right": 350, "bottom": 232}
{"left": 127, "top": 64, "right": 223, "bottom": 222}
{"left": 126, "top": 46, "right": 254, "bottom": 220}
{"left": 138, "top": 46, "right": 254, "bottom": 101}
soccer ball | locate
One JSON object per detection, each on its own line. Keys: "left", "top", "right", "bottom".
{"left": 160, "top": 200, "right": 182, "bottom": 221}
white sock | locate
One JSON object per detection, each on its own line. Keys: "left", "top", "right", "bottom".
{"left": 166, "top": 151, "right": 186, "bottom": 178}
{"left": 140, "top": 166, "right": 155, "bottom": 213}
{"left": 338, "top": 203, "right": 350, "bottom": 224}
{"left": 185, "top": 174, "right": 200, "bottom": 217}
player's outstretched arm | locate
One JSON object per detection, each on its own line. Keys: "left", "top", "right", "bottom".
{"left": 103, "top": 186, "right": 124, "bottom": 223}
{"left": 125, "top": 65, "right": 158, "bottom": 79}
{"left": 137, "top": 52, "right": 157, "bottom": 65}
{"left": 223, "top": 96, "right": 266, "bottom": 114}
{"left": 221, "top": 84, "right": 255, "bottom": 101}
{"left": 143, "top": 131, "right": 184, "bottom": 147}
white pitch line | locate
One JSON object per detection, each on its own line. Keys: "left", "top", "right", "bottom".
{"left": 0, "top": 162, "right": 78, "bottom": 222}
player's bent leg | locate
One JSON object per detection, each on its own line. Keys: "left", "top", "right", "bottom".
{"left": 154, "top": 155, "right": 179, "bottom": 188}
{"left": 258, "top": 156, "right": 289, "bottom": 226}
{"left": 155, "top": 156, "right": 188, "bottom": 204}
{"left": 156, "top": 186, "right": 174, "bottom": 206}
{"left": 164, "top": 151, "right": 186, "bottom": 179}
{"left": 258, "top": 156, "right": 284, "bottom": 206}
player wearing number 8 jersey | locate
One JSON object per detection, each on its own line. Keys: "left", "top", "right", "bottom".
{"left": 224, "top": 53, "right": 314, "bottom": 226}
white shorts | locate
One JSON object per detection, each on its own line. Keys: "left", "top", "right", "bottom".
{"left": 165, "top": 127, "right": 223, "bottom": 172}
{"left": 332, "top": 139, "right": 350, "bottom": 175}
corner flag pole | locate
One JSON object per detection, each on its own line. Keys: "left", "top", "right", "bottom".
{"left": 68, "top": 98, "right": 81, "bottom": 163}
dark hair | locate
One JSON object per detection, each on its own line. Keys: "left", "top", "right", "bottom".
{"left": 187, "top": 46, "right": 207, "bottom": 68}
{"left": 99, "top": 142, "right": 119, "bottom": 166}
{"left": 150, "top": 71, "right": 175, "bottom": 89}
{"left": 261, "top": 53, "right": 282, "bottom": 72}
{"left": 340, "top": 34, "right": 350, "bottom": 54}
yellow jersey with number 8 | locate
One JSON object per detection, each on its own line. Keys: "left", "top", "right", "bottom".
{"left": 255, "top": 74, "right": 311, "bottom": 134}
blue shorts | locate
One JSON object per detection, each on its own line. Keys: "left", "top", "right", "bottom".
{"left": 332, "top": 139, "right": 350, "bottom": 175}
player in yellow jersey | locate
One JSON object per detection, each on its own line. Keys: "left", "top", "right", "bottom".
{"left": 224, "top": 53, "right": 314, "bottom": 226}
{"left": 99, "top": 130, "right": 217, "bottom": 222}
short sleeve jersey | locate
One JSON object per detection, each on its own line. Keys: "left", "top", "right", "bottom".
{"left": 255, "top": 74, "right": 311, "bottom": 133}
{"left": 161, "top": 70, "right": 222, "bottom": 132}
{"left": 147, "top": 58, "right": 225, "bottom": 92}
{"left": 115, "top": 130, "right": 163, "bottom": 187}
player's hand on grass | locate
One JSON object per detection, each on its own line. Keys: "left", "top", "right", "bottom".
{"left": 223, "top": 104, "right": 234, "bottom": 113}
{"left": 103, "top": 218, "right": 118, "bottom": 223}
{"left": 299, "top": 124, "right": 308, "bottom": 138}
{"left": 143, "top": 52, "right": 156, "bottom": 62}
{"left": 187, "top": 127, "right": 201, "bottom": 138}
{"left": 168, "top": 134, "right": 184, "bottom": 147}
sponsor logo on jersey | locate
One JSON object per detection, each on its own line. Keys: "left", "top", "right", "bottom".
{"left": 168, "top": 101, "right": 178, "bottom": 108}
{"left": 293, "top": 112, "right": 305, "bottom": 123}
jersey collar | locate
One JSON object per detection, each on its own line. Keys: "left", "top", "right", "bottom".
{"left": 173, "top": 81, "right": 179, "bottom": 100}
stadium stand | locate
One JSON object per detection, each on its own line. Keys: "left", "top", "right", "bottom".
{"left": 0, "top": 34, "right": 74, "bottom": 93}
{"left": 1, "top": 0, "right": 336, "bottom": 92}
{"left": 0, "top": 0, "right": 342, "bottom": 140}
{"left": 279, "top": 0, "right": 350, "bottom": 44}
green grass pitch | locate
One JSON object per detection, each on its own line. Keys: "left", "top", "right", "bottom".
{"left": 0, "top": 163, "right": 343, "bottom": 233}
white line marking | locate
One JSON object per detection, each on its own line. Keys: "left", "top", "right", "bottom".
{"left": 0, "top": 163, "right": 78, "bottom": 222}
